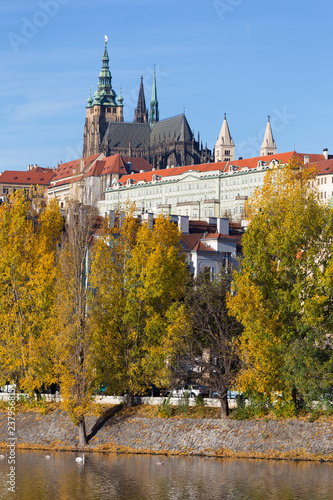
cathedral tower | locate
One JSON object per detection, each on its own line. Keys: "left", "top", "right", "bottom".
{"left": 260, "top": 116, "right": 276, "bottom": 156}
{"left": 83, "top": 38, "right": 124, "bottom": 157}
{"left": 214, "top": 113, "right": 235, "bottom": 162}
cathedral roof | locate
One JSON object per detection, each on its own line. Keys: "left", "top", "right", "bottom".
{"left": 150, "top": 114, "right": 193, "bottom": 144}
{"left": 102, "top": 122, "right": 151, "bottom": 149}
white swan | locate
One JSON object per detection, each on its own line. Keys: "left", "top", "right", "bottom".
{"left": 44, "top": 453, "right": 53, "bottom": 459}
{"left": 75, "top": 454, "right": 85, "bottom": 463}
{"left": 0, "top": 454, "right": 6, "bottom": 459}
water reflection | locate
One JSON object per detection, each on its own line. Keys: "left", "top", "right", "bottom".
{"left": 0, "top": 450, "right": 332, "bottom": 500}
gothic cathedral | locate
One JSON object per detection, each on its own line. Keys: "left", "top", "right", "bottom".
{"left": 83, "top": 40, "right": 211, "bottom": 169}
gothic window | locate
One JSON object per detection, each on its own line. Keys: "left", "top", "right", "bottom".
{"left": 224, "top": 150, "right": 230, "bottom": 156}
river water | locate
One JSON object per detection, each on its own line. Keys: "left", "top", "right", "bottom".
{"left": 0, "top": 450, "right": 332, "bottom": 499}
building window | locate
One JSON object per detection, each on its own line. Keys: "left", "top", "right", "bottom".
{"left": 113, "top": 108, "right": 116, "bottom": 113}
{"left": 3, "top": 187, "right": 9, "bottom": 194}
{"left": 224, "top": 150, "right": 230, "bottom": 156}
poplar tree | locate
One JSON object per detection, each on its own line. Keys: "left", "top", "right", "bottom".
{"left": 53, "top": 204, "right": 96, "bottom": 447}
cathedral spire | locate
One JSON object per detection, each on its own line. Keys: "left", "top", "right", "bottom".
{"left": 149, "top": 66, "right": 159, "bottom": 128}
{"left": 260, "top": 115, "right": 276, "bottom": 156}
{"left": 94, "top": 37, "right": 117, "bottom": 106}
{"left": 134, "top": 76, "right": 148, "bottom": 123}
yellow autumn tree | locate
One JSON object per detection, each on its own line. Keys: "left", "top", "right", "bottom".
{"left": 90, "top": 211, "right": 191, "bottom": 404}
{"left": 0, "top": 191, "right": 63, "bottom": 393}
{"left": 52, "top": 204, "right": 97, "bottom": 446}
{"left": 227, "top": 159, "right": 333, "bottom": 401}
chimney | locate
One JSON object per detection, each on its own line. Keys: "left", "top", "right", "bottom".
{"left": 304, "top": 155, "right": 309, "bottom": 165}
{"left": 108, "top": 210, "right": 115, "bottom": 227}
{"left": 178, "top": 215, "right": 189, "bottom": 234}
{"left": 323, "top": 148, "right": 328, "bottom": 160}
{"left": 142, "top": 212, "right": 154, "bottom": 229}
{"left": 217, "top": 217, "right": 229, "bottom": 235}
{"left": 140, "top": 170, "right": 145, "bottom": 173}
{"left": 152, "top": 168, "right": 156, "bottom": 171}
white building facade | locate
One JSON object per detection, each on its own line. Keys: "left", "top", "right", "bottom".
{"left": 99, "top": 152, "right": 324, "bottom": 221}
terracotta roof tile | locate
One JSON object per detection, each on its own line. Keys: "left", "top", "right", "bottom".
{"left": 0, "top": 167, "right": 54, "bottom": 186}
{"left": 116, "top": 151, "right": 324, "bottom": 187}
{"left": 50, "top": 154, "right": 100, "bottom": 183}
{"left": 101, "top": 154, "right": 128, "bottom": 176}
{"left": 192, "top": 241, "right": 215, "bottom": 252}
{"left": 122, "top": 157, "right": 153, "bottom": 172}
{"left": 311, "top": 158, "right": 333, "bottom": 175}
{"left": 181, "top": 233, "right": 204, "bottom": 251}
{"left": 201, "top": 232, "right": 237, "bottom": 241}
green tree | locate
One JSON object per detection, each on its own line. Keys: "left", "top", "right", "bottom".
{"left": 227, "top": 159, "right": 333, "bottom": 402}
{"left": 0, "top": 191, "right": 63, "bottom": 393}
{"left": 90, "top": 211, "right": 191, "bottom": 404}
{"left": 185, "top": 269, "right": 242, "bottom": 418}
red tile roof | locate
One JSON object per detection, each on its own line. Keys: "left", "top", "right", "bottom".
{"left": 122, "top": 157, "right": 153, "bottom": 172}
{"left": 201, "top": 232, "right": 238, "bottom": 241}
{"left": 50, "top": 154, "right": 101, "bottom": 184}
{"left": 116, "top": 151, "right": 325, "bottom": 187}
{"left": 192, "top": 241, "right": 215, "bottom": 252}
{"left": 50, "top": 153, "right": 153, "bottom": 188}
{"left": 311, "top": 158, "right": 333, "bottom": 175}
{"left": 181, "top": 233, "right": 204, "bottom": 251}
{"left": 101, "top": 154, "right": 128, "bottom": 176}
{"left": 0, "top": 167, "right": 54, "bottom": 186}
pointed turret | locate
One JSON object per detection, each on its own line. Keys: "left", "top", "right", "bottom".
{"left": 86, "top": 88, "right": 93, "bottom": 108}
{"left": 260, "top": 116, "right": 276, "bottom": 156}
{"left": 93, "top": 38, "right": 117, "bottom": 106}
{"left": 149, "top": 67, "right": 159, "bottom": 129}
{"left": 134, "top": 76, "right": 148, "bottom": 123}
{"left": 117, "top": 86, "right": 124, "bottom": 106}
{"left": 215, "top": 113, "right": 235, "bottom": 162}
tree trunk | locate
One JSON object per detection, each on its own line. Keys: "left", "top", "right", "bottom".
{"left": 78, "top": 417, "right": 88, "bottom": 447}
{"left": 126, "top": 391, "right": 134, "bottom": 407}
{"left": 292, "top": 387, "right": 297, "bottom": 407}
{"left": 220, "top": 394, "right": 229, "bottom": 419}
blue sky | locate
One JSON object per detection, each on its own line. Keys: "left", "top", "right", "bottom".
{"left": 1, "top": 0, "right": 333, "bottom": 170}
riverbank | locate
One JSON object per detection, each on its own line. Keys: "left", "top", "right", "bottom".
{"left": 0, "top": 405, "right": 332, "bottom": 462}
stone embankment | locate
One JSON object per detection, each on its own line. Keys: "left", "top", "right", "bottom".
{"left": 0, "top": 408, "right": 332, "bottom": 461}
